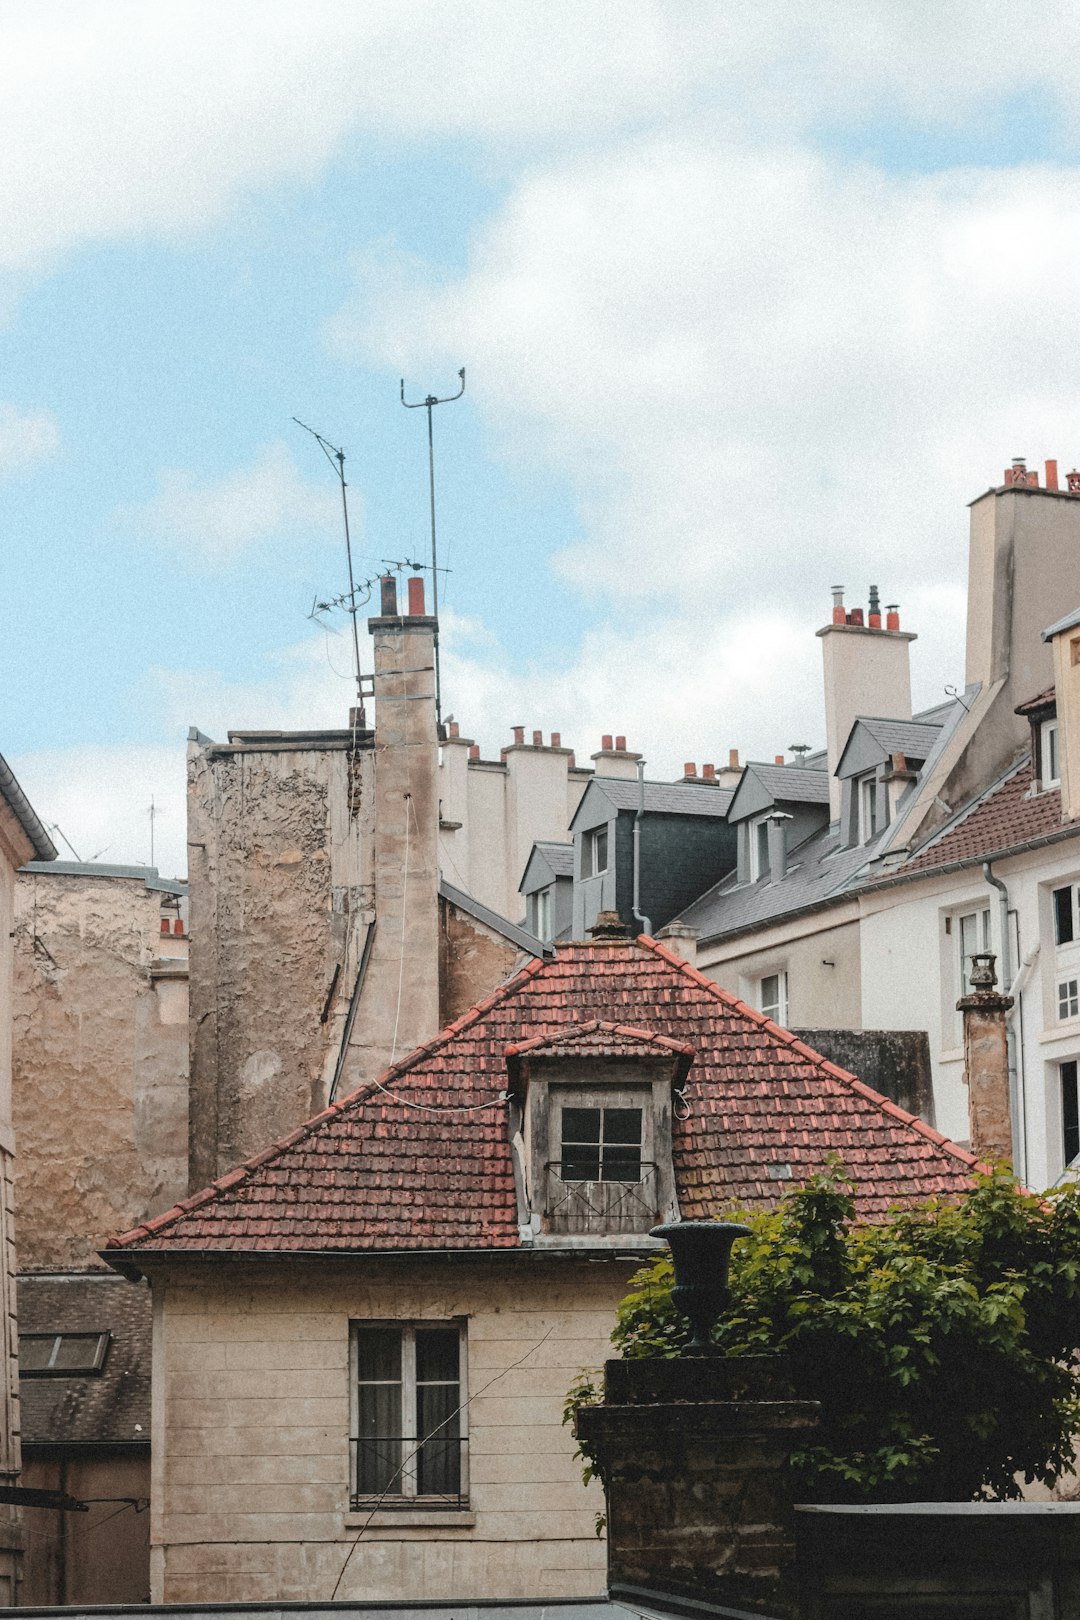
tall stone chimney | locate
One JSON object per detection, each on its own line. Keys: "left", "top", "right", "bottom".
{"left": 340, "top": 575, "right": 440, "bottom": 1082}
{"left": 957, "top": 952, "right": 1014, "bottom": 1163}
{"left": 817, "top": 587, "right": 915, "bottom": 819}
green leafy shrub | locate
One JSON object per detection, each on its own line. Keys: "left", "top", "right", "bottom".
{"left": 604, "top": 1167, "right": 1080, "bottom": 1502}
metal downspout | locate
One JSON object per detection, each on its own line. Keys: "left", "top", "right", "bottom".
{"left": 983, "top": 860, "right": 1026, "bottom": 1181}
{"left": 633, "top": 760, "right": 652, "bottom": 936}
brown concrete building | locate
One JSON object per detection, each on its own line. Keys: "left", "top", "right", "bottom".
{"left": 0, "top": 751, "right": 57, "bottom": 1600}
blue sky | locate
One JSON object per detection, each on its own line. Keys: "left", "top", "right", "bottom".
{"left": 5, "top": 2, "right": 1080, "bottom": 875}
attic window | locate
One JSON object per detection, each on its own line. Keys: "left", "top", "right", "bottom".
{"left": 1041, "top": 719, "right": 1061, "bottom": 789}
{"left": 858, "top": 774, "right": 882, "bottom": 842}
{"left": 581, "top": 825, "right": 608, "bottom": 879}
{"left": 560, "top": 1105, "right": 642, "bottom": 1182}
{"left": 19, "top": 1331, "right": 110, "bottom": 1377}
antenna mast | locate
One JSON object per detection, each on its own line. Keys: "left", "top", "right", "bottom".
{"left": 293, "top": 418, "right": 364, "bottom": 714}
{"left": 400, "top": 367, "right": 465, "bottom": 727}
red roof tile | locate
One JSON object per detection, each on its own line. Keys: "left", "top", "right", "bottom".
{"left": 902, "top": 760, "right": 1076, "bottom": 875}
{"left": 108, "top": 938, "right": 979, "bottom": 1258}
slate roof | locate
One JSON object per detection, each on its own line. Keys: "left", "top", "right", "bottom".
{"left": 576, "top": 778, "right": 734, "bottom": 820}
{"left": 899, "top": 760, "right": 1078, "bottom": 875}
{"left": 532, "top": 841, "right": 575, "bottom": 878}
{"left": 677, "top": 822, "right": 883, "bottom": 943}
{"left": 108, "top": 939, "right": 978, "bottom": 1264}
{"left": 852, "top": 718, "right": 942, "bottom": 761}
{"left": 18, "top": 1274, "right": 150, "bottom": 1446}
{"left": 729, "top": 762, "right": 830, "bottom": 817}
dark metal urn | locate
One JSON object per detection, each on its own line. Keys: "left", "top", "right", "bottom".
{"left": 651, "top": 1219, "right": 753, "bottom": 1356}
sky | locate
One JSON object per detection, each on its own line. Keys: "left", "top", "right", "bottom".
{"left": 6, "top": 2, "right": 1080, "bottom": 879}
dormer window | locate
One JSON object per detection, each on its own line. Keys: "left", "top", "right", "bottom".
{"left": 1041, "top": 719, "right": 1060, "bottom": 788}
{"left": 581, "top": 825, "right": 608, "bottom": 879}
{"left": 504, "top": 1021, "right": 688, "bottom": 1242}
{"left": 749, "top": 815, "right": 770, "bottom": 881}
{"left": 857, "top": 772, "right": 888, "bottom": 842}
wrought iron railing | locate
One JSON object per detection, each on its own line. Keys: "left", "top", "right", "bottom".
{"left": 544, "top": 1160, "right": 660, "bottom": 1234}
{"left": 349, "top": 1435, "right": 468, "bottom": 1511}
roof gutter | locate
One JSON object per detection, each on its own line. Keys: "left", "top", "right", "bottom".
{"left": 0, "top": 754, "right": 56, "bottom": 862}
{"left": 101, "top": 1243, "right": 657, "bottom": 1281}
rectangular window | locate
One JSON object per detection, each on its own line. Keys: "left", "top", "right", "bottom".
{"left": 1055, "top": 885, "right": 1076, "bottom": 946}
{"left": 1042, "top": 718, "right": 1061, "bottom": 788}
{"left": 858, "top": 775, "right": 879, "bottom": 842}
{"left": 1060, "top": 980, "right": 1080, "bottom": 1021}
{"left": 581, "top": 824, "right": 608, "bottom": 879}
{"left": 560, "top": 1105, "right": 642, "bottom": 1183}
{"left": 352, "top": 1323, "right": 465, "bottom": 1508}
{"left": 18, "top": 1332, "right": 110, "bottom": 1377}
{"left": 1063, "top": 1060, "right": 1080, "bottom": 1168}
{"left": 748, "top": 817, "right": 770, "bottom": 881}
{"left": 534, "top": 887, "right": 553, "bottom": 940}
{"left": 957, "top": 908, "right": 991, "bottom": 996}
{"left": 759, "top": 970, "right": 788, "bottom": 1025}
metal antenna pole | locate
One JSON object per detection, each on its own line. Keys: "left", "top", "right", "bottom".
{"left": 400, "top": 368, "right": 465, "bottom": 727}
{"left": 294, "top": 418, "right": 364, "bottom": 713}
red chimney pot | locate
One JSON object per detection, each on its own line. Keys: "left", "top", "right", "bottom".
{"left": 380, "top": 574, "right": 397, "bottom": 615}
{"left": 615, "top": 735, "right": 626, "bottom": 751}
{"left": 174, "top": 918, "right": 184, "bottom": 935}
{"left": 728, "top": 748, "right": 740, "bottom": 769}
{"left": 160, "top": 918, "right": 170, "bottom": 935}
{"left": 406, "top": 575, "right": 425, "bottom": 615}
{"left": 1047, "top": 459, "right": 1060, "bottom": 492}
{"left": 551, "top": 732, "right": 561, "bottom": 748}
{"left": 775, "top": 754, "right": 785, "bottom": 765}
{"left": 448, "top": 721, "right": 459, "bottom": 738}
{"left": 601, "top": 734, "right": 613, "bottom": 751}
{"left": 703, "top": 763, "right": 716, "bottom": 780}
{"left": 886, "top": 605, "right": 900, "bottom": 631}
{"left": 512, "top": 726, "right": 524, "bottom": 746}
{"left": 848, "top": 608, "right": 864, "bottom": 627}
{"left": 468, "top": 744, "right": 480, "bottom": 760}
{"left": 683, "top": 762, "right": 696, "bottom": 778}
{"left": 532, "top": 729, "right": 542, "bottom": 746}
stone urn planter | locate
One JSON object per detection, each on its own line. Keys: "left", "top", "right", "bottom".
{"left": 650, "top": 1218, "right": 752, "bottom": 1354}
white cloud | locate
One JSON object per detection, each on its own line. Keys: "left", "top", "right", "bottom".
{"left": 7, "top": 2, "right": 1080, "bottom": 284}
{"left": 9, "top": 744, "right": 188, "bottom": 880}
{"left": 0, "top": 402, "right": 59, "bottom": 478}
{"left": 339, "top": 141, "right": 1080, "bottom": 717}
{"left": 119, "top": 441, "right": 340, "bottom": 563}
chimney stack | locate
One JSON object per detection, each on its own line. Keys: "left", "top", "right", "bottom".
{"left": 818, "top": 584, "right": 915, "bottom": 818}
{"left": 592, "top": 735, "right": 643, "bottom": 780}
{"left": 957, "top": 953, "right": 1014, "bottom": 1163}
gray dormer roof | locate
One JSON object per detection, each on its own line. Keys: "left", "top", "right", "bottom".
{"left": 519, "top": 841, "right": 574, "bottom": 895}
{"left": 569, "top": 776, "right": 733, "bottom": 833}
{"left": 1043, "top": 607, "right": 1080, "bottom": 642}
{"left": 835, "top": 718, "right": 943, "bottom": 780}
{"left": 727, "top": 762, "right": 830, "bottom": 824}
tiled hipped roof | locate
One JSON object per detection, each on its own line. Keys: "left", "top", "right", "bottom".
{"left": 108, "top": 940, "right": 979, "bottom": 1261}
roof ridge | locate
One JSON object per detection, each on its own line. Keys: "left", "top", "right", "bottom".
{"left": 639, "top": 935, "right": 983, "bottom": 1177}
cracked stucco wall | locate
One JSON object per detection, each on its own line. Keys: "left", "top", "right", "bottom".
{"left": 187, "top": 737, "right": 374, "bottom": 1189}
{"left": 12, "top": 872, "right": 189, "bottom": 1269}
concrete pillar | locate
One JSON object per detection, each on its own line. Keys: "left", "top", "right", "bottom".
{"left": 576, "top": 1356, "right": 818, "bottom": 1618}
{"left": 957, "top": 952, "right": 1014, "bottom": 1164}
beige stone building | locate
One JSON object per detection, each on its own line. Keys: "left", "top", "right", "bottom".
{"left": 108, "top": 932, "right": 977, "bottom": 1605}
{"left": 0, "top": 751, "right": 57, "bottom": 1600}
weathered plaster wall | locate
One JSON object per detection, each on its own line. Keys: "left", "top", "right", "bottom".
{"left": 187, "top": 737, "right": 372, "bottom": 1188}
{"left": 149, "top": 1256, "right": 635, "bottom": 1604}
{"left": 12, "top": 872, "right": 189, "bottom": 1267}
{"left": 438, "top": 899, "right": 519, "bottom": 1027}
{"left": 699, "top": 915, "right": 862, "bottom": 1030}
{"left": 21, "top": 1450, "right": 150, "bottom": 1604}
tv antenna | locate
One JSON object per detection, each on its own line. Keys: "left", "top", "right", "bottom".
{"left": 147, "top": 795, "right": 161, "bottom": 870}
{"left": 400, "top": 366, "right": 465, "bottom": 726}
{"left": 293, "top": 417, "right": 365, "bottom": 712}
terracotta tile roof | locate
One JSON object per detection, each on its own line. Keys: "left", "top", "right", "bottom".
{"left": 108, "top": 940, "right": 980, "bottom": 1261}
{"left": 1015, "top": 685, "right": 1056, "bottom": 716}
{"left": 902, "top": 760, "right": 1076, "bottom": 875}
{"left": 505, "top": 1019, "right": 695, "bottom": 1063}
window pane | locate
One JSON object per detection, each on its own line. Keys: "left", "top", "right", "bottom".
{"left": 357, "top": 1326, "right": 401, "bottom": 1383}
{"left": 416, "top": 1382, "right": 460, "bottom": 1496}
{"left": 595, "top": 826, "right": 607, "bottom": 872}
{"left": 415, "top": 1327, "right": 459, "bottom": 1385}
{"left": 1061, "top": 981, "right": 1080, "bottom": 1021}
{"left": 1064, "top": 1061, "right": 1080, "bottom": 1167}
{"left": 562, "top": 1107, "right": 600, "bottom": 1144}
{"left": 580, "top": 835, "right": 592, "bottom": 880}
{"left": 562, "top": 1149, "right": 601, "bottom": 1181}
{"left": 603, "top": 1108, "right": 642, "bottom": 1145}
{"left": 603, "top": 1144, "right": 642, "bottom": 1182}
{"left": 51, "top": 1334, "right": 105, "bottom": 1371}
{"left": 18, "top": 1337, "right": 54, "bottom": 1371}
{"left": 1055, "top": 886, "right": 1075, "bottom": 946}
{"left": 755, "top": 821, "right": 769, "bottom": 877}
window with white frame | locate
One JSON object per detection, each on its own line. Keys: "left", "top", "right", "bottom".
{"left": 749, "top": 816, "right": 770, "bottom": 881}
{"left": 351, "top": 1322, "right": 467, "bottom": 1508}
{"left": 758, "top": 970, "right": 788, "bottom": 1025}
{"left": 1053, "top": 883, "right": 1079, "bottom": 946}
{"left": 1041, "top": 719, "right": 1061, "bottom": 789}
{"left": 1063, "top": 1060, "right": 1080, "bottom": 1168}
{"left": 581, "top": 824, "right": 608, "bottom": 880}
{"left": 954, "top": 907, "right": 991, "bottom": 997}
{"left": 533, "top": 886, "right": 553, "bottom": 941}
{"left": 857, "top": 773, "right": 885, "bottom": 842}
{"left": 1060, "top": 979, "right": 1080, "bottom": 1021}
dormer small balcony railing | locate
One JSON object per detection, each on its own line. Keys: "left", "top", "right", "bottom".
{"left": 544, "top": 1160, "right": 661, "bottom": 1235}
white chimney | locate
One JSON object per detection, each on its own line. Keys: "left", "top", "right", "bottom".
{"left": 816, "top": 587, "right": 915, "bottom": 819}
